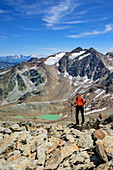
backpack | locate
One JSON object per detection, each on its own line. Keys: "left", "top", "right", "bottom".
{"left": 76, "top": 97, "right": 84, "bottom": 104}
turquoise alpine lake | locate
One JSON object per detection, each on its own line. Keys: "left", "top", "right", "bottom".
{"left": 36, "top": 114, "right": 61, "bottom": 120}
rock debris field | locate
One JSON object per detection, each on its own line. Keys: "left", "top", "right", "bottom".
{"left": 0, "top": 115, "right": 113, "bottom": 170}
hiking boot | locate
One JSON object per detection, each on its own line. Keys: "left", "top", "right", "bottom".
{"left": 81, "top": 122, "right": 84, "bottom": 125}
{"left": 75, "top": 123, "right": 79, "bottom": 126}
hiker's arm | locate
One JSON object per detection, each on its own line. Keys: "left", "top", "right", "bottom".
{"left": 83, "top": 99, "right": 87, "bottom": 105}
{"left": 73, "top": 99, "right": 77, "bottom": 106}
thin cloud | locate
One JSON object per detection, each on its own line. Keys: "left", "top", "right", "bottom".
{"left": 52, "top": 26, "right": 71, "bottom": 30}
{"left": 19, "top": 25, "right": 40, "bottom": 31}
{"left": 0, "top": 35, "right": 7, "bottom": 41}
{"left": 3, "top": 0, "right": 55, "bottom": 16}
{"left": 42, "top": 47, "right": 61, "bottom": 53}
{"left": 67, "top": 24, "right": 113, "bottom": 38}
{"left": 63, "top": 20, "right": 87, "bottom": 24}
{"left": 0, "top": 9, "right": 5, "bottom": 14}
{"left": 42, "top": 0, "right": 79, "bottom": 27}
{"left": 11, "top": 34, "right": 22, "bottom": 38}
{"left": 63, "top": 17, "right": 108, "bottom": 25}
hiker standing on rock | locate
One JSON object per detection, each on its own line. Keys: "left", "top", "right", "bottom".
{"left": 72, "top": 93, "right": 86, "bottom": 125}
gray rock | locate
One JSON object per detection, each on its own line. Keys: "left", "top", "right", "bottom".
{"left": 10, "top": 124, "right": 22, "bottom": 132}
{"left": 37, "top": 141, "right": 49, "bottom": 166}
{"left": 2, "top": 128, "right": 12, "bottom": 134}
{"left": 76, "top": 131, "right": 94, "bottom": 149}
{"left": 96, "top": 144, "right": 108, "bottom": 163}
{"left": 90, "top": 154, "right": 102, "bottom": 165}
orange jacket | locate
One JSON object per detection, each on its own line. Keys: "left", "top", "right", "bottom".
{"left": 74, "top": 97, "right": 85, "bottom": 106}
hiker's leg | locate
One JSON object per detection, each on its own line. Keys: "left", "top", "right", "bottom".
{"left": 76, "top": 106, "right": 79, "bottom": 124}
{"left": 81, "top": 106, "right": 85, "bottom": 124}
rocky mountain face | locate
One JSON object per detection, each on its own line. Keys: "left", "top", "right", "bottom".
{"left": 0, "top": 47, "right": 113, "bottom": 115}
{"left": 0, "top": 116, "right": 113, "bottom": 169}
{"left": 0, "top": 61, "right": 19, "bottom": 70}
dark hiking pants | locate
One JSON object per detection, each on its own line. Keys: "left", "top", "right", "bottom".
{"left": 76, "top": 105, "right": 85, "bottom": 124}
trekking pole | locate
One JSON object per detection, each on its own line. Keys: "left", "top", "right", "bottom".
{"left": 71, "top": 102, "right": 73, "bottom": 122}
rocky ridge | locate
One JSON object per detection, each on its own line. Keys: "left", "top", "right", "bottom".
{"left": 0, "top": 115, "right": 113, "bottom": 169}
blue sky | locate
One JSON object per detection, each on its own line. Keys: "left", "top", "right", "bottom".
{"left": 0, "top": 0, "right": 113, "bottom": 56}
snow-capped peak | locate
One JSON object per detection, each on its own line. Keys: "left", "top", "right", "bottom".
{"left": 45, "top": 52, "right": 66, "bottom": 65}
{"left": 30, "top": 54, "right": 39, "bottom": 58}
{"left": 69, "top": 50, "right": 86, "bottom": 60}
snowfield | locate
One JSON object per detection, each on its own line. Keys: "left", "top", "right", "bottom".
{"left": 107, "top": 65, "right": 113, "bottom": 70}
{"left": 78, "top": 53, "right": 91, "bottom": 60}
{"left": 45, "top": 52, "right": 66, "bottom": 65}
{"left": 94, "top": 90, "right": 106, "bottom": 99}
{"left": 69, "top": 50, "right": 86, "bottom": 60}
{"left": 85, "top": 107, "right": 106, "bottom": 115}
{"left": 0, "top": 70, "right": 10, "bottom": 75}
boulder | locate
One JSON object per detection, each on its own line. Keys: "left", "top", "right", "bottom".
{"left": 93, "top": 129, "right": 105, "bottom": 140}
{"left": 10, "top": 124, "right": 22, "bottom": 132}
{"left": 76, "top": 131, "right": 94, "bottom": 149}
{"left": 45, "top": 143, "right": 79, "bottom": 169}
{"left": 0, "top": 135, "right": 14, "bottom": 157}
{"left": 4, "top": 150, "right": 20, "bottom": 160}
{"left": 21, "top": 144, "right": 31, "bottom": 157}
{"left": 61, "top": 134, "right": 75, "bottom": 143}
{"left": 111, "top": 124, "right": 113, "bottom": 129}
{"left": 62, "top": 160, "right": 70, "bottom": 168}
{"left": 37, "top": 141, "right": 49, "bottom": 166}
{"left": 0, "top": 133, "right": 3, "bottom": 141}
{"left": 96, "top": 144, "right": 108, "bottom": 163}
{"left": 72, "top": 162, "right": 95, "bottom": 170}
{"left": 69, "top": 150, "right": 91, "bottom": 168}
{"left": 2, "top": 128, "right": 12, "bottom": 134}
{"left": 90, "top": 154, "right": 102, "bottom": 165}
{"left": 95, "top": 162, "right": 111, "bottom": 170}
{"left": 96, "top": 136, "right": 113, "bottom": 158}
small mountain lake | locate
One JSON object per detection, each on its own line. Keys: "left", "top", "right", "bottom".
{"left": 13, "top": 116, "right": 24, "bottom": 119}
{"left": 36, "top": 114, "right": 61, "bottom": 120}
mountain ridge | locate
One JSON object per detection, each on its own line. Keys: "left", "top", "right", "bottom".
{"left": 0, "top": 47, "right": 113, "bottom": 117}
{"left": 0, "top": 54, "right": 39, "bottom": 64}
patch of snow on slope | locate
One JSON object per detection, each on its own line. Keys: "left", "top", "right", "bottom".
{"left": 107, "top": 65, "right": 113, "bottom": 70}
{"left": 74, "top": 75, "right": 92, "bottom": 85}
{"left": 95, "top": 89, "right": 101, "bottom": 93}
{"left": 0, "top": 70, "right": 10, "bottom": 75}
{"left": 78, "top": 53, "right": 91, "bottom": 60}
{"left": 45, "top": 52, "right": 66, "bottom": 65}
{"left": 102, "top": 94, "right": 110, "bottom": 98}
{"left": 30, "top": 65, "right": 37, "bottom": 70}
{"left": 69, "top": 50, "right": 86, "bottom": 60}
{"left": 94, "top": 90, "right": 106, "bottom": 99}
{"left": 85, "top": 107, "right": 106, "bottom": 115}
{"left": 64, "top": 70, "right": 73, "bottom": 85}
{"left": 58, "top": 70, "right": 61, "bottom": 75}
{"left": 111, "top": 94, "right": 113, "bottom": 99}
{"left": 64, "top": 70, "right": 69, "bottom": 77}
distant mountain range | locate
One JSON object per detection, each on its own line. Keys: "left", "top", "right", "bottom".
{"left": 0, "top": 47, "right": 113, "bottom": 115}
{"left": 0, "top": 54, "right": 39, "bottom": 63}
{"left": 0, "top": 54, "right": 39, "bottom": 69}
